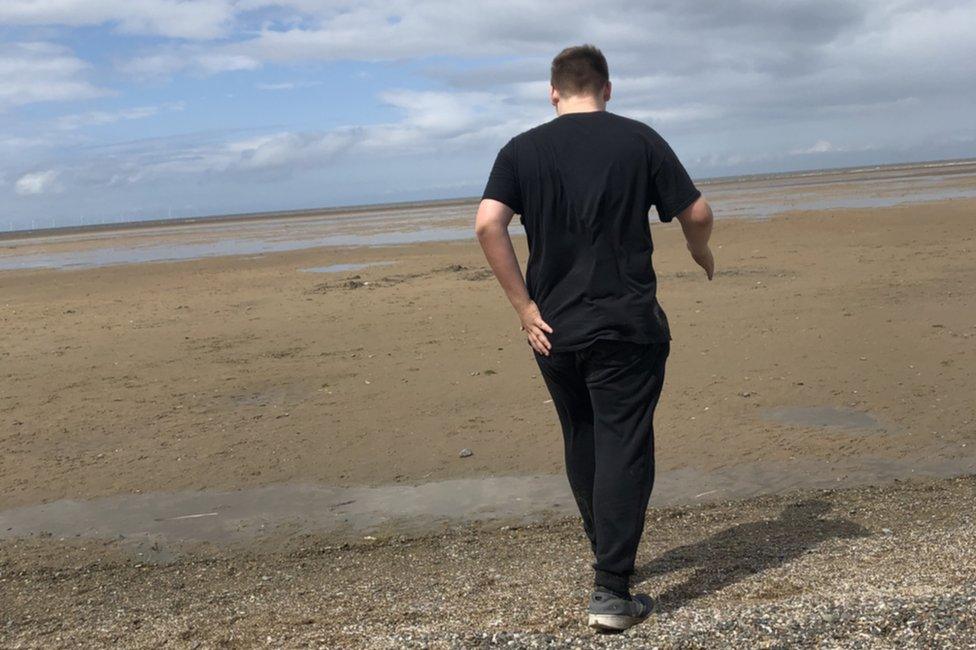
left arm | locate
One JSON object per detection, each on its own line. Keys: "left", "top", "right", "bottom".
{"left": 474, "top": 198, "right": 553, "bottom": 356}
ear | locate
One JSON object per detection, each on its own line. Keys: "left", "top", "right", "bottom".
{"left": 603, "top": 80, "right": 612, "bottom": 102}
{"left": 549, "top": 84, "right": 559, "bottom": 108}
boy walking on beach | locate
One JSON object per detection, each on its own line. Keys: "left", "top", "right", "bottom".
{"left": 474, "top": 44, "right": 715, "bottom": 632}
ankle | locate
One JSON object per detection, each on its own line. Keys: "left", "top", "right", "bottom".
{"left": 596, "top": 586, "right": 631, "bottom": 600}
{"left": 594, "top": 570, "right": 631, "bottom": 598}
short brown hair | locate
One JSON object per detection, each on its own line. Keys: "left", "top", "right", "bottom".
{"left": 550, "top": 44, "right": 609, "bottom": 97}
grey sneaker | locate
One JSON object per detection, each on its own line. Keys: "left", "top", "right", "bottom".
{"left": 587, "top": 587, "right": 656, "bottom": 632}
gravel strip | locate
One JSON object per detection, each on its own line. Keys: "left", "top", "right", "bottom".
{"left": 2, "top": 476, "right": 975, "bottom": 648}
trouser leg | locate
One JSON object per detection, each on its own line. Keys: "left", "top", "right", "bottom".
{"left": 584, "top": 339, "right": 669, "bottom": 596}
{"left": 534, "top": 349, "right": 598, "bottom": 556}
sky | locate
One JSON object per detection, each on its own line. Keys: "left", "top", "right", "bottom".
{"left": 1, "top": 1, "right": 975, "bottom": 231}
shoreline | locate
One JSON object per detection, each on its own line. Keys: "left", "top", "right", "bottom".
{"left": 3, "top": 452, "right": 974, "bottom": 553}
{"left": 3, "top": 474, "right": 974, "bottom": 647}
{"left": 3, "top": 157, "right": 974, "bottom": 246}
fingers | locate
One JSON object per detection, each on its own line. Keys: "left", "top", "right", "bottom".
{"left": 518, "top": 303, "right": 553, "bottom": 355}
{"left": 528, "top": 326, "right": 552, "bottom": 355}
{"left": 534, "top": 322, "right": 552, "bottom": 352}
{"left": 536, "top": 332, "right": 552, "bottom": 354}
{"left": 530, "top": 338, "right": 547, "bottom": 356}
{"left": 532, "top": 332, "right": 551, "bottom": 355}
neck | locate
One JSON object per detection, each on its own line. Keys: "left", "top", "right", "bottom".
{"left": 556, "top": 96, "right": 606, "bottom": 116}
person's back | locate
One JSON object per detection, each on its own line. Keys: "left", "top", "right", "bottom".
{"left": 474, "top": 44, "right": 714, "bottom": 632}
{"left": 485, "top": 110, "right": 701, "bottom": 351}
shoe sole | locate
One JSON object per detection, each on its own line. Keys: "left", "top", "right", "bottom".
{"left": 587, "top": 598, "right": 657, "bottom": 632}
{"left": 589, "top": 614, "right": 644, "bottom": 632}
{"left": 588, "top": 613, "right": 646, "bottom": 632}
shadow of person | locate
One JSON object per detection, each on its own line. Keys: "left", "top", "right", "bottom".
{"left": 634, "top": 498, "right": 871, "bottom": 614}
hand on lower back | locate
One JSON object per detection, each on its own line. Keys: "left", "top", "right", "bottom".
{"left": 518, "top": 301, "right": 553, "bottom": 355}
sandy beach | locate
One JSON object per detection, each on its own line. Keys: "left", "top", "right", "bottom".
{"left": 1, "top": 188, "right": 974, "bottom": 508}
{"left": 2, "top": 163, "right": 975, "bottom": 646}
{"left": 4, "top": 0, "right": 976, "bottom": 644}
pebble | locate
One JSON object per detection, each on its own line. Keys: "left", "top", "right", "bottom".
{"left": 4, "top": 475, "right": 975, "bottom": 648}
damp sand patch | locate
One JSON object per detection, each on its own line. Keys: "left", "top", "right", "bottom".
{"left": 761, "top": 406, "right": 885, "bottom": 432}
{"left": 4, "top": 452, "right": 976, "bottom": 560}
{"left": 299, "top": 261, "right": 396, "bottom": 273}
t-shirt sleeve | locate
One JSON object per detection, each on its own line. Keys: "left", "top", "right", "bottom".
{"left": 648, "top": 130, "right": 701, "bottom": 223}
{"left": 481, "top": 138, "right": 523, "bottom": 215}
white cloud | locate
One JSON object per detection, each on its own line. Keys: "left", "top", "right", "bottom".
{"left": 256, "top": 81, "right": 322, "bottom": 90}
{"left": 0, "top": 42, "right": 105, "bottom": 109}
{"left": 792, "top": 140, "right": 836, "bottom": 155}
{"left": 353, "top": 89, "right": 547, "bottom": 154}
{"left": 119, "top": 51, "right": 260, "bottom": 79}
{"left": 789, "top": 140, "right": 879, "bottom": 156}
{"left": 196, "top": 53, "right": 261, "bottom": 75}
{"left": 214, "top": 0, "right": 864, "bottom": 67}
{"left": 109, "top": 129, "right": 364, "bottom": 185}
{"left": 14, "top": 170, "right": 60, "bottom": 195}
{"left": 0, "top": 0, "right": 235, "bottom": 39}
{"left": 54, "top": 101, "right": 185, "bottom": 130}
{"left": 624, "top": 105, "right": 724, "bottom": 126}
{"left": 221, "top": 2, "right": 566, "bottom": 64}
{"left": 15, "top": 88, "right": 530, "bottom": 191}
{"left": 92, "top": 0, "right": 976, "bottom": 152}
{"left": 227, "top": 131, "right": 358, "bottom": 170}
{"left": 0, "top": 134, "right": 77, "bottom": 150}
{"left": 379, "top": 90, "right": 490, "bottom": 133}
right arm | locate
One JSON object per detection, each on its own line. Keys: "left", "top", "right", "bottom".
{"left": 675, "top": 195, "right": 715, "bottom": 280}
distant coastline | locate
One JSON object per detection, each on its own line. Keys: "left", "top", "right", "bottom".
{"left": 3, "top": 156, "right": 974, "bottom": 242}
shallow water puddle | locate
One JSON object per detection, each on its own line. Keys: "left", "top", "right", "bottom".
{"left": 300, "top": 261, "right": 395, "bottom": 273}
{"left": 0, "top": 228, "right": 476, "bottom": 270}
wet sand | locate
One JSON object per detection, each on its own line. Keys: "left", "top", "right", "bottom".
{"left": 1, "top": 194, "right": 974, "bottom": 511}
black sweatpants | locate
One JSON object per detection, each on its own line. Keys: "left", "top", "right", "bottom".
{"left": 533, "top": 337, "right": 670, "bottom": 597}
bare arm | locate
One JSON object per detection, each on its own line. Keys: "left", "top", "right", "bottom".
{"left": 675, "top": 195, "right": 715, "bottom": 280}
{"left": 474, "top": 198, "right": 553, "bottom": 355}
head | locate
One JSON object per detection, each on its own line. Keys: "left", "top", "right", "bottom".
{"left": 549, "top": 44, "right": 611, "bottom": 112}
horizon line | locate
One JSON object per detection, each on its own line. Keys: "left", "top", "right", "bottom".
{"left": 3, "top": 155, "right": 975, "bottom": 241}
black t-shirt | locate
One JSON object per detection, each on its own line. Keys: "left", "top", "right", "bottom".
{"left": 481, "top": 109, "right": 701, "bottom": 351}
